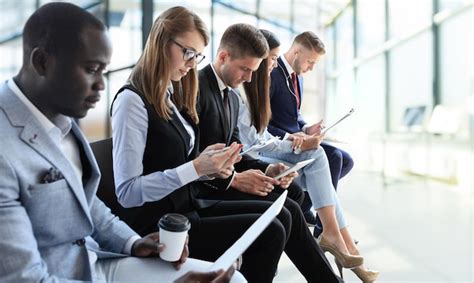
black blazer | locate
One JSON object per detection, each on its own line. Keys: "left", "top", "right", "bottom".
{"left": 197, "top": 64, "right": 269, "bottom": 190}
{"left": 268, "top": 56, "right": 306, "bottom": 137}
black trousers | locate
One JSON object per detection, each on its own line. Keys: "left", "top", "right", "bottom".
{"left": 188, "top": 200, "right": 287, "bottom": 282}
{"left": 198, "top": 185, "right": 343, "bottom": 283}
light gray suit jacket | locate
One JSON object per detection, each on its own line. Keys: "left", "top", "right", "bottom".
{"left": 0, "top": 81, "right": 137, "bottom": 282}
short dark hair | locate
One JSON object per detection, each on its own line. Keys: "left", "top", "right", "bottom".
{"left": 218, "top": 23, "right": 269, "bottom": 59}
{"left": 293, "top": 31, "right": 326, "bottom": 55}
{"left": 260, "top": 29, "right": 280, "bottom": 50}
{"left": 22, "top": 2, "right": 106, "bottom": 59}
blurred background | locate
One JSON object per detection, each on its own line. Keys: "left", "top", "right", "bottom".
{"left": 1, "top": 0, "right": 473, "bottom": 282}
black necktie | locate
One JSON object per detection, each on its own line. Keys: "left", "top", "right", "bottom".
{"left": 222, "top": 88, "right": 231, "bottom": 129}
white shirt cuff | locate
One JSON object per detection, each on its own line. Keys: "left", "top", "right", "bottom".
{"left": 123, "top": 235, "right": 142, "bottom": 255}
{"left": 282, "top": 133, "right": 290, "bottom": 140}
{"left": 176, "top": 161, "right": 200, "bottom": 186}
{"left": 225, "top": 171, "right": 236, "bottom": 190}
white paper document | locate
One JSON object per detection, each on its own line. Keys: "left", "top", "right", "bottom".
{"left": 321, "top": 108, "right": 354, "bottom": 134}
{"left": 272, "top": 158, "right": 315, "bottom": 180}
{"left": 241, "top": 136, "right": 279, "bottom": 155}
{"left": 207, "top": 190, "right": 288, "bottom": 272}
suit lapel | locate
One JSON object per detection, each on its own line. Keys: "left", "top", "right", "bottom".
{"left": 19, "top": 118, "right": 92, "bottom": 220}
{"left": 277, "top": 57, "right": 299, "bottom": 111}
{"left": 204, "top": 65, "right": 230, "bottom": 140}
{"left": 71, "top": 122, "right": 100, "bottom": 204}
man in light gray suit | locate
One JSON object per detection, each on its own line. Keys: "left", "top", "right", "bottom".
{"left": 0, "top": 3, "right": 237, "bottom": 282}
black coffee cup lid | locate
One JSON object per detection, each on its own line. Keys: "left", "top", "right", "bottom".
{"left": 158, "top": 213, "right": 191, "bottom": 232}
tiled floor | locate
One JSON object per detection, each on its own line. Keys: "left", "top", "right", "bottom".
{"left": 274, "top": 171, "right": 473, "bottom": 282}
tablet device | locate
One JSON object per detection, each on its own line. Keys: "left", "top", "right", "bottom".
{"left": 321, "top": 108, "right": 354, "bottom": 134}
{"left": 273, "top": 158, "right": 315, "bottom": 180}
{"left": 207, "top": 190, "right": 288, "bottom": 272}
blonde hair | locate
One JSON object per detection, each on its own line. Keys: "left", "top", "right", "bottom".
{"left": 293, "top": 31, "right": 326, "bottom": 55}
{"left": 128, "top": 6, "right": 209, "bottom": 123}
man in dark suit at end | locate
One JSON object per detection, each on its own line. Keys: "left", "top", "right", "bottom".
{"left": 268, "top": 31, "right": 354, "bottom": 235}
{"left": 197, "top": 23, "right": 343, "bottom": 283}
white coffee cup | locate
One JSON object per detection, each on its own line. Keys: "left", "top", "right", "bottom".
{"left": 158, "top": 213, "right": 191, "bottom": 262}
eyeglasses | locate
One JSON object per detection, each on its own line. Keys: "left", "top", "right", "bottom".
{"left": 172, "top": 40, "right": 205, "bottom": 64}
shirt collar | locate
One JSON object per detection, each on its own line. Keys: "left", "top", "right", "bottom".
{"left": 210, "top": 63, "right": 229, "bottom": 93}
{"left": 7, "top": 78, "right": 72, "bottom": 138}
{"left": 281, "top": 54, "right": 295, "bottom": 76}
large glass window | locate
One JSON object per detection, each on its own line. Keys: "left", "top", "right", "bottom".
{"left": 328, "top": 70, "right": 355, "bottom": 135}
{"left": 217, "top": 0, "right": 257, "bottom": 15}
{"left": 389, "top": 31, "right": 433, "bottom": 132}
{"left": 388, "top": 0, "right": 432, "bottom": 39}
{"left": 334, "top": 7, "right": 353, "bottom": 68}
{"left": 324, "top": 26, "right": 336, "bottom": 74}
{"left": 439, "top": 0, "right": 473, "bottom": 11}
{"left": 260, "top": 0, "right": 291, "bottom": 29}
{"left": 108, "top": 1, "right": 142, "bottom": 70}
{"left": 0, "top": 38, "right": 22, "bottom": 80}
{"left": 356, "top": 0, "right": 385, "bottom": 57}
{"left": 439, "top": 7, "right": 473, "bottom": 108}
{"left": 293, "top": 0, "right": 318, "bottom": 32}
{"left": 211, "top": 4, "right": 258, "bottom": 62}
{"left": 0, "top": 0, "right": 35, "bottom": 38}
{"left": 355, "top": 55, "right": 386, "bottom": 135}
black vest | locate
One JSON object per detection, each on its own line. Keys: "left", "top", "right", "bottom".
{"left": 111, "top": 85, "right": 202, "bottom": 235}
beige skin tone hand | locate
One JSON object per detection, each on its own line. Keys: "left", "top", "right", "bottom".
{"left": 231, "top": 169, "right": 279, "bottom": 196}
{"left": 131, "top": 233, "right": 189, "bottom": 270}
{"left": 174, "top": 265, "right": 236, "bottom": 283}
{"left": 288, "top": 131, "right": 325, "bottom": 151}
{"left": 304, "top": 119, "right": 324, "bottom": 136}
{"left": 193, "top": 142, "right": 242, "bottom": 177}
{"left": 265, "top": 163, "right": 298, "bottom": 188}
{"left": 300, "top": 133, "right": 325, "bottom": 151}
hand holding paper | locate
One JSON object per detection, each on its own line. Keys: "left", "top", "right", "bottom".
{"left": 321, "top": 108, "right": 354, "bottom": 134}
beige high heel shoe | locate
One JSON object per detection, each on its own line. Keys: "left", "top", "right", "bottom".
{"left": 335, "top": 260, "right": 380, "bottom": 282}
{"left": 318, "top": 235, "right": 364, "bottom": 269}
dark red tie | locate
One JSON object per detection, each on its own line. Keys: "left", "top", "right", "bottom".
{"left": 291, "top": 72, "right": 300, "bottom": 109}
